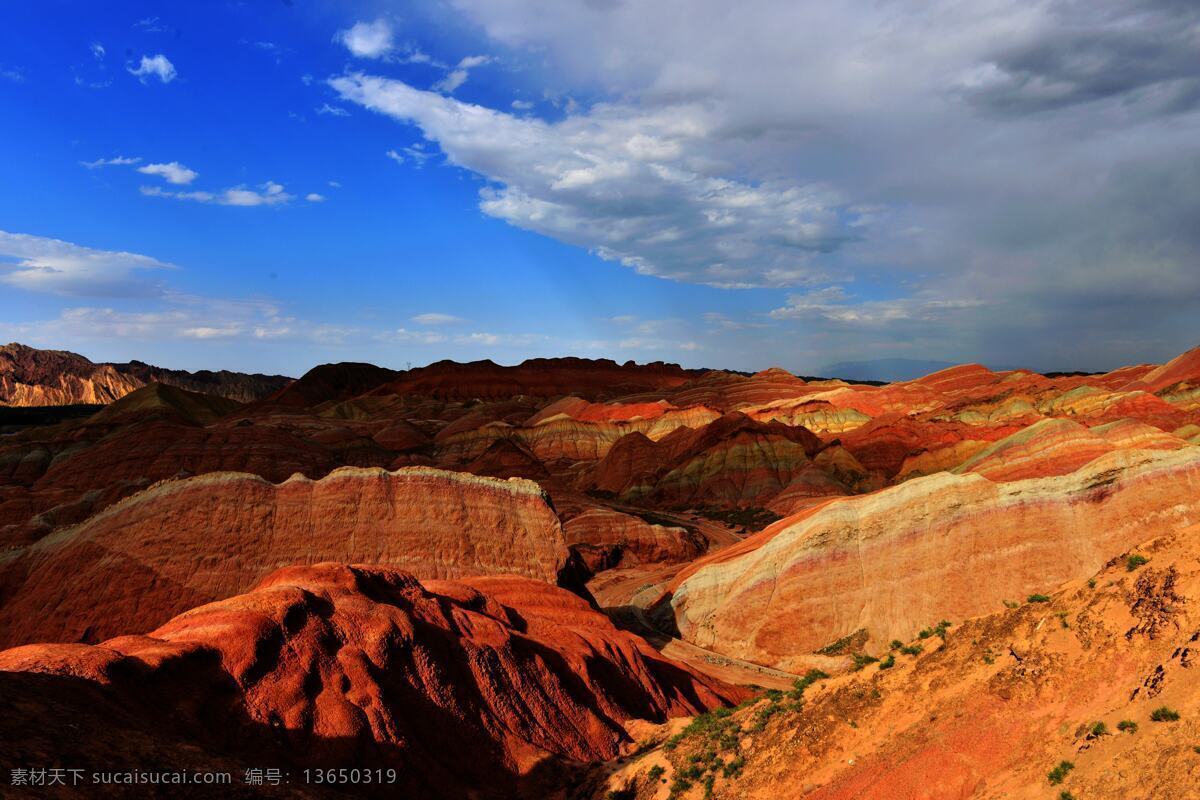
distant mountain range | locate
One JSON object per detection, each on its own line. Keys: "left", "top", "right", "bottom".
{"left": 0, "top": 342, "right": 293, "bottom": 406}
{"left": 820, "top": 357, "right": 1026, "bottom": 383}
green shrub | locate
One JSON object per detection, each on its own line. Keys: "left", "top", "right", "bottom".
{"left": 1088, "top": 721, "right": 1107, "bottom": 737}
{"left": 899, "top": 644, "right": 923, "bottom": 656}
{"left": 1059, "top": 792, "right": 1076, "bottom": 800}
{"left": 1047, "top": 760, "right": 1074, "bottom": 785}
{"left": 1027, "top": 593, "right": 1052, "bottom": 603}
{"left": 788, "top": 669, "right": 829, "bottom": 700}
{"left": 722, "top": 756, "right": 745, "bottom": 778}
{"left": 889, "top": 639, "right": 903, "bottom": 650}
{"left": 1150, "top": 706, "right": 1180, "bottom": 722}
{"left": 669, "top": 775, "right": 693, "bottom": 795}
{"left": 1087, "top": 578, "right": 1097, "bottom": 589}
{"left": 1003, "top": 599, "right": 1019, "bottom": 608}
{"left": 647, "top": 765, "right": 665, "bottom": 782}
{"left": 879, "top": 653, "right": 896, "bottom": 670}
{"left": 1116, "top": 720, "right": 1138, "bottom": 733}
{"left": 851, "top": 653, "right": 879, "bottom": 671}
{"left": 1126, "top": 554, "right": 1149, "bottom": 571}
{"left": 702, "top": 774, "right": 716, "bottom": 798}
{"left": 816, "top": 630, "right": 864, "bottom": 656}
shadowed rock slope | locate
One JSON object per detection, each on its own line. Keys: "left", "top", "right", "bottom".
{"left": 0, "top": 563, "right": 742, "bottom": 799}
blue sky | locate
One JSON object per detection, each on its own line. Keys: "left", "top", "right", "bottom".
{"left": 3, "top": 1, "right": 1199, "bottom": 377}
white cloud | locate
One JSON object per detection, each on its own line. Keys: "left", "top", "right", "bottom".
{"left": 769, "top": 288, "right": 985, "bottom": 326}
{"left": 393, "top": 327, "right": 447, "bottom": 344}
{"left": 411, "top": 313, "right": 462, "bottom": 325}
{"left": 137, "top": 161, "right": 198, "bottom": 185}
{"left": 141, "top": 181, "right": 293, "bottom": 207}
{"left": 29, "top": 296, "right": 292, "bottom": 343}
{"left": 90, "top": 42, "right": 105, "bottom": 60}
{"left": 335, "top": 19, "right": 394, "bottom": 59}
{"left": 316, "top": 103, "right": 350, "bottom": 117}
{"left": 333, "top": 73, "right": 855, "bottom": 288}
{"left": 128, "top": 54, "right": 176, "bottom": 84}
{"left": 432, "top": 55, "right": 492, "bottom": 94}
{"left": 328, "top": 180, "right": 342, "bottom": 188}
{"left": 0, "top": 230, "right": 173, "bottom": 297}
{"left": 385, "top": 144, "right": 433, "bottom": 167}
{"left": 305, "top": 193, "right": 325, "bottom": 202}
{"left": 80, "top": 155, "right": 141, "bottom": 169}
{"left": 1, "top": 66, "right": 26, "bottom": 83}
{"left": 134, "top": 17, "right": 168, "bottom": 34}
{"left": 433, "top": 69, "right": 470, "bottom": 94}
{"left": 511, "top": 99, "right": 534, "bottom": 110}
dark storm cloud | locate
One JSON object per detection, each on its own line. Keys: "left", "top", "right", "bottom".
{"left": 968, "top": 0, "right": 1200, "bottom": 115}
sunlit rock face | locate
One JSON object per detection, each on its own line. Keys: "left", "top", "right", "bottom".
{"left": 0, "top": 467, "right": 573, "bottom": 648}
{"left": 666, "top": 448, "right": 1200, "bottom": 671}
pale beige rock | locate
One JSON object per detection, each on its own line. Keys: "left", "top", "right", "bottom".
{"left": 667, "top": 447, "right": 1200, "bottom": 671}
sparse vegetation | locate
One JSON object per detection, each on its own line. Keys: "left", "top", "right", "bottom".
{"left": 879, "top": 653, "right": 896, "bottom": 669}
{"left": 851, "top": 653, "right": 879, "bottom": 671}
{"left": 1150, "top": 706, "right": 1180, "bottom": 722}
{"left": 1059, "top": 792, "right": 1076, "bottom": 800}
{"left": 899, "top": 643, "right": 923, "bottom": 656}
{"left": 1088, "top": 721, "right": 1108, "bottom": 738}
{"left": 1003, "top": 599, "right": 1020, "bottom": 609}
{"left": 1057, "top": 611, "right": 1070, "bottom": 628}
{"left": 1087, "top": 578, "right": 1097, "bottom": 589}
{"left": 1027, "top": 593, "right": 1052, "bottom": 603}
{"left": 1126, "top": 554, "right": 1149, "bottom": 571}
{"left": 917, "top": 621, "right": 951, "bottom": 639}
{"left": 816, "top": 629, "right": 867, "bottom": 656}
{"left": 1117, "top": 720, "right": 1138, "bottom": 734}
{"left": 1047, "top": 760, "right": 1075, "bottom": 785}
{"left": 647, "top": 765, "right": 665, "bottom": 782}
{"left": 788, "top": 669, "right": 829, "bottom": 700}
{"left": 890, "top": 639, "right": 903, "bottom": 650}
{"left": 695, "top": 506, "right": 782, "bottom": 531}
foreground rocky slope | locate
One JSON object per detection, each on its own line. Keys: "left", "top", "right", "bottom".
{"left": 602, "top": 520, "right": 1200, "bottom": 799}
{"left": 0, "top": 467, "right": 575, "bottom": 647}
{"left": 0, "top": 563, "right": 741, "bottom": 799}
{"left": 1, "top": 342, "right": 292, "bottom": 406}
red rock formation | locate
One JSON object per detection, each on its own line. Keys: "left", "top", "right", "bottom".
{"left": 580, "top": 413, "right": 824, "bottom": 510}
{"left": 0, "top": 467, "right": 573, "bottom": 648}
{"left": 0, "top": 563, "right": 742, "bottom": 799}
{"left": 1122, "top": 343, "right": 1200, "bottom": 393}
{"left": 954, "top": 417, "right": 1188, "bottom": 481}
{"left": 562, "top": 507, "right": 707, "bottom": 570}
